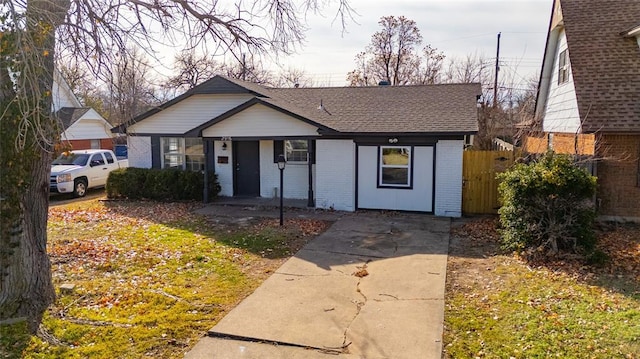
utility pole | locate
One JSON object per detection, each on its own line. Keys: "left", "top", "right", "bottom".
{"left": 493, "top": 32, "right": 501, "bottom": 108}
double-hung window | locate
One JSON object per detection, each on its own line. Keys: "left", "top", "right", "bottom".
{"left": 379, "top": 146, "right": 412, "bottom": 188}
{"left": 558, "top": 49, "right": 570, "bottom": 85}
{"left": 161, "top": 137, "right": 204, "bottom": 171}
{"left": 285, "top": 140, "right": 309, "bottom": 163}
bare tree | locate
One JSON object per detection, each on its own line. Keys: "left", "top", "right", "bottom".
{"left": 275, "top": 67, "right": 314, "bottom": 87}
{"left": 0, "top": 0, "right": 353, "bottom": 334}
{"left": 347, "top": 15, "right": 444, "bottom": 86}
{"left": 443, "top": 53, "right": 512, "bottom": 150}
{"left": 444, "top": 53, "right": 489, "bottom": 84}
{"left": 58, "top": 62, "right": 108, "bottom": 117}
{"left": 222, "top": 56, "right": 275, "bottom": 85}
{"left": 166, "top": 51, "right": 221, "bottom": 91}
{"left": 106, "top": 47, "right": 159, "bottom": 125}
{"left": 415, "top": 45, "right": 446, "bottom": 85}
{"left": 166, "top": 51, "right": 276, "bottom": 92}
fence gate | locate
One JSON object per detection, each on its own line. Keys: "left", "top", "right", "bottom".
{"left": 462, "top": 150, "right": 515, "bottom": 214}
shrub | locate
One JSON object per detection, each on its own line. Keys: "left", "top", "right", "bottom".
{"left": 106, "top": 168, "right": 221, "bottom": 201}
{"left": 497, "top": 152, "right": 597, "bottom": 256}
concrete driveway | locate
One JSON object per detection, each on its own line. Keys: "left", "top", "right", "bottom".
{"left": 185, "top": 211, "right": 450, "bottom": 359}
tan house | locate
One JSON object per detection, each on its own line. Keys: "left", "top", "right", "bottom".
{"left": 530, "top": 0, "right": 640, "bottom": 221}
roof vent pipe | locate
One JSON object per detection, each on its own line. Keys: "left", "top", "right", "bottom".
{"left": 378, "top": 80, "right": 390, "bottom": 86}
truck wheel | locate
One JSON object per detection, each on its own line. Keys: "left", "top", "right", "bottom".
{"left": 73, "top": 179, "right": 88, "bottom": 198}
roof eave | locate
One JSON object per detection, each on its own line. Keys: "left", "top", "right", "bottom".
{"left": 621, "top": 23, "right": 640, "bottom": 37}
{"left": 317, "top": 130, "right": 477, "bottom": 137}
{"left": 184, "top": 97, "right": 336, "bottom": 137}
{"left": 116, "top": 75, "right": 269, "bottom": 132}
{"left": 535, "top": 0, "right": 562, "bottom": 120}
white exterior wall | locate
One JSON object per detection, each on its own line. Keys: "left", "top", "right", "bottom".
{"left": 542, "top": 29, "right": 581, "bottom": 134}
{"left": 202, "top": 104, "right": 319, "bottom": 138}
{"left": 434, "top": 140, "right": 463, "bottom": 217}
{"left": 357, "top": 146, "right": 434, "bottom": 212}
{"left": 129, "top": 94, "right": 253, "bottom": 134}
{"left": 62, "top": 111, "right": 113, "bottom": 140}
{"left": 213, "top": 140, "right": 234, "bottom": 197}
{"left": 127, "top": 136, "right": 152, "bottom": 168}
{"left": 259, "top": 141, "right": 314, "bottom": 199}
{"left": 52, "top": 70, "right": 82, "bottom": 111}
{"left": 315, "top": 140, "right": 356, "bottom": 211}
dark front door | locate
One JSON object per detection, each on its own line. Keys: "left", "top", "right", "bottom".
{"left": 233, "top": 141, "right": 260, "bottom": 196}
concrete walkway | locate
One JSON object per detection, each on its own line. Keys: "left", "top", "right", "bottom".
{"left": 185, "top": 209, "right": 450, "bottom": 359}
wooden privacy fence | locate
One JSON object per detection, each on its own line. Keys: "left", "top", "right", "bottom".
{"left": 462, "top": 150, "right": 515, "bottom": 214}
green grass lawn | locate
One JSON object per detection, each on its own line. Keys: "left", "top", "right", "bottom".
{"left": 444, "top": 218, "right": 640, "bottom": 359}
{"left": 2, "top": 199, "right": 327, "bottom": 358}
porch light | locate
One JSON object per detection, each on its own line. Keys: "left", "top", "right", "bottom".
{"left": 277, "top": 154, "right": 286, "bottom": 225}
{"left": 277, "top": 154, "right": 286, "bottom": 170}
{"left": 222, "top": 142, "right": 228, "bottom": 151}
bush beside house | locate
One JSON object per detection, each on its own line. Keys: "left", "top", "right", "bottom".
{"left": 106, "top": 168, "right": 221, "bottom": 201}
{"left": 498, "top": 153, "right": 597, "bottom": 256}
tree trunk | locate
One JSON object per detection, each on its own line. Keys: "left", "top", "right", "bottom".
{"left": 0, "top": 0, "right": 70, "bottom": 334}
{"left": 0, "top": 155, "right": 55, "bottom": 333}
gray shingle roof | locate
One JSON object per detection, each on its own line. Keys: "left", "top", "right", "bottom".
{"left": 55, "top": 107, "right": 90, "bottom": 129}
{"left": 115, "top": 74, "right": 480, "bottom": 135}
{"left": 266, "top": 84, "right": 481, "bottom": 133}
{"left": 560, "top": 0, "right": 640, "bottom": 133}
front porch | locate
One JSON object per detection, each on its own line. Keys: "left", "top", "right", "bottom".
{"left": 211, "top": 196, "right": 310, "bottom": 209}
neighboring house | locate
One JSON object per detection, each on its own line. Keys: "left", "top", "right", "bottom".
{"left": 52, "top": 69, "right": 114, "bottom": 150}
{"left": 531, "top": 0, "right": 640, "bottom": 221}
{"left": 114, "top": 75, "right": 480, "bottom": 217}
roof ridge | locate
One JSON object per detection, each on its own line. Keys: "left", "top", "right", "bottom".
{"left": 272, "top": 82, "right": 481, "bottom": 91}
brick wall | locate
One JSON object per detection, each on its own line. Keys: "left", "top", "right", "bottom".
{"left": 524, "top": 134, "right": 548, "bottom": 154}
{"left": 64, "top": 138, "right": 114, "bottom": 150}
{"left": 524, "top": 133, "right": 595, "bottom": 155}
{"left": 596, "top": 134, "right": 640, "bottom": 219}
{"left": 259, "top": 140, "right": 312, "bottom": 199}
{"left": 315, "top": 140, "right": 355, "bottom": 211}
{"left": 127, "top": 136, "right": 152, "bottom": 168}
{"left": 553, "top": 133, "right": 595, "bottom": 155}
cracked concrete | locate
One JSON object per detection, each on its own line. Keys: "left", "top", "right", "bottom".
{"left": 342, "top": 260, "right": 371, "bottom": 351}
{"left": 184, "top": 212, "right": 450, "bottom": 359}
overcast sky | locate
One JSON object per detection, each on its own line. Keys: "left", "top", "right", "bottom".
{"left": 147, "top": 0, "right": 552, "bottom": 89}
{"left": 269, "top": 0, "right": 552, "bottom": 87}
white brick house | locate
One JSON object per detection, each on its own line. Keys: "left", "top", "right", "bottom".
{"left": 114, "top": 76, "right": 480, "bottom": 217}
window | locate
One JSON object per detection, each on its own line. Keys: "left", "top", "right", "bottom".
{"left": 558, "top": 49, "right": 570, "bottom": 84}
{"left": 104, "top": 152, "right": 114, "bottom": 164}
{"left": 161, "top": 137, "right": 204, "bottom": 171}
{"left": 90, "top": 153, "right": 105, "bottom": 166}
{"left": 90, "top": 139, "right": 101, "bottom": 149}
{"left": 379, "top": 146, "right": 412, "bottom": 188}
{"left": 185, "top": 138, "right": 205, "bottom": 171}
{"left": 285, "top": 140, "right": 308, "bottom": 162}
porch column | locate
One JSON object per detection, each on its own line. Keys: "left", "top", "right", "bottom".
{"left": 203, "top": 139, "right": 214, "bottom": 203}
{"left": 307, "top": 139, "right": 315, "bottom": 207}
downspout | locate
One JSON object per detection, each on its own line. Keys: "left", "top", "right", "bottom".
{"left": 203, "top": 139, "right": 213, "bottom": 203}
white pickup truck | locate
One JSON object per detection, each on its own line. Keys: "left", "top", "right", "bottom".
{"left": 50, "top": 149, "right": 128, "bottom": 197}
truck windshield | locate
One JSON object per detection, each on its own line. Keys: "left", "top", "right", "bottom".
{"left": 52, "top": 153, "right": 90, "bottom": 166}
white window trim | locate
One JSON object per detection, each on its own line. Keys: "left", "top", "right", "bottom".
{"left": 378, "top": 146, "right": 412, "bottom": 188}
{"left": 161, "top": 137, "right": 204, "bottom": 170}
{"left": 285, "top": 139, "right": 309, "bottom": 164}
{"left": 558, "top": 49, "right": 570, "bottom": 85}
